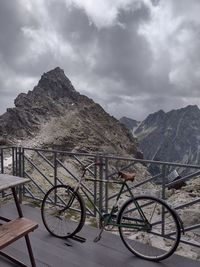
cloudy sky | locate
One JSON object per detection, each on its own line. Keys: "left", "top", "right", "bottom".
{"left": 0, "top": 0, "right": 200, "bottom": 120}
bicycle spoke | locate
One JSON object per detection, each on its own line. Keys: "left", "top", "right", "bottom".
{"left": 41, "top": 185, "right": 86, "bottom": 238}
{"left": 118, "top": 196, "right": 181, "bottom": 261}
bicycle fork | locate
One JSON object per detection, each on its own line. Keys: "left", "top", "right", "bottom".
{"left": 59, "top": 186, "right": 80, "bottom": 215}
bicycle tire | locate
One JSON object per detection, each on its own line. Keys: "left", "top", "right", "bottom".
{"left": 41, "top": 184, "right": 86, "bottom": 238}
{"left": 117, "top": 195, "right": 181, "bottom": 261}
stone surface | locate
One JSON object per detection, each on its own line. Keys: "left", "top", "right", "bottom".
{"left": 121, "top": 105, "right": 200, "bottom": 166}
{"left": 0, "top": 67, "right": 137, "bottom": 156}
{"left": 119, "top": 117, "right": 140, "bottom": 132}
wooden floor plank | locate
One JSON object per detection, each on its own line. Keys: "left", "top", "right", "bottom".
{"left": 0, "top": 203, "right": 199, "bottom": 267}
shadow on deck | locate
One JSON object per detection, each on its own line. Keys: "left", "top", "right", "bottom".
{"left": 0, "top": 203, "right": 199, "bottom": 267}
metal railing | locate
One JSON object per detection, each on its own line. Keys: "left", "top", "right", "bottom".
{"left": 0, "top": 146, "right": 200, "bottom": 248}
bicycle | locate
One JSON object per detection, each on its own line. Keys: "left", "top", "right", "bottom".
{"left": 41, "top": 161, "right": 183, "bottom": 261}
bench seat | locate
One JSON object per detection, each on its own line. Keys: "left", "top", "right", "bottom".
{"left": 0, "top": 217, "right": 38, "bottom": 249}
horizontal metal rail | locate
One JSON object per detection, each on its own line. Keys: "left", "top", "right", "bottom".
{"left": 0, "top": 146, "right": 199, "bottom": 249}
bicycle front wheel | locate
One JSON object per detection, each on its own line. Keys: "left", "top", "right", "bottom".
{"left": 41, "top": 185, "right": 86, "bottom": 238}
{"left": 118, "top": 196, "right": 181, "bottom": 261}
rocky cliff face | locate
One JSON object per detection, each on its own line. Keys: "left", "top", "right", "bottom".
{"left": 133, "top": 105, "right": 200, "bottom": 164}
{"left": 119, "top": 117, "right": 140, "bottom": 132}
{"left": 0, "top": 67, "right": 137, "bottom": 156}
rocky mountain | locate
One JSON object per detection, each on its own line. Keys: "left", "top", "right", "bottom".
{"left": 0, "top": 67, "right": 137, "bottom": 156}
{"left": 123, "top": 105, "right": 200, "bottom": 165}
{"left": 119, "top": 117, "right": 140, "bottom": 132}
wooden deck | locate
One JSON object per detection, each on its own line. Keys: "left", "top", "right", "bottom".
{"left": 0, "top": 203, "right": 199, "bottom": 267}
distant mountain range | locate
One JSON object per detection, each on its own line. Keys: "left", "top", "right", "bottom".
{"left": 120, "top": 105, "right": 200, "bottom": 165}
{"left": 0, "top": 67, "right": 138, "bottom": 156}
{"left": 1, "top": 66, "right": 199, "bottom": 165}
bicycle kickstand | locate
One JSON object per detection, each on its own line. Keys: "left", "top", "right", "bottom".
{"left": 93, "top": 228, "right": 104, "bottom": 243}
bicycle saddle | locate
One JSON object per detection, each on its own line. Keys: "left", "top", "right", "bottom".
{"left": 118, "top": 171, "right": 135, "bottom": 182}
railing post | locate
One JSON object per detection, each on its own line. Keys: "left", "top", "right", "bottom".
{"left": 54, "top": 152, "right": 57, "bottom": 187}
{"left": 161, "top": 164, "right": 167, "bottom": 200}
{"left": 15, "top": 147, "right": 19, "bottom": 176}
{"left": 98, "top": 155, "right": 104, "bottom": 227}
{"left": 104, "top": 157, "right": 109, "bottom": 213}
{"left": 54, "top": 152, "right": 57, "bottom": 203}
{"left": 0, "top": 147, "right": 4, "bottom": 198}
{"left": 18, "top": 147, "right": 22, "bottom": 177}
{"left": 93, "top": 155, "right": 98, "bottom": 217}
{"left": 12, "top": 147, "right": 18, "bottom": 176}
{"left": 0, "top": 147, "right": 4, "bottom": 174}
{"left": 18, "top": 147, "right": 23, "bottom": 203}
{"left": 21, "top": 147, "right": 25, "bottom": 178}
{"left": 12, "top": 147, "right": 15, "bottom": 175}
{"left": 21, "top": 147, "right": 26, "bottom": 199}
{"left": 161, "top": 164, "right": 167, "bottom": 235}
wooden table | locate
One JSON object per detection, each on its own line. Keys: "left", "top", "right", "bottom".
{"left": 0, "top": 174, "right": 38, "bottom": 267}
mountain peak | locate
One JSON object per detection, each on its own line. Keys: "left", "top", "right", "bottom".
{"left": 36, "top": 67, "right": 77, "bottom": 99}
{"left": 135, "top": 104, "right": 200, "bottom": 164}
{"left": 184, "top": 104, "right": 199, "bottom": 112}
{"left": 149, "top": 109, "right": 165, "bottom": 117}
{"left": 14, "top": 67, "right": 79, "bottom": 111}
{"left": 40, "top": 67, "right": 67, "bottom": 82}
{"left": 0, "top": 68, "right": 138, "bottom": 156}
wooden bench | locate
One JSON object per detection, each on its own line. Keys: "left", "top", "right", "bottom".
{"left": 0, "top": 175, "right": 38, "bottom": 266}
{"left": 0, "top": 217, "right": 38, "bottom": 250}
{"left": 0, "top": 217, "right": 38, "bottom": 266}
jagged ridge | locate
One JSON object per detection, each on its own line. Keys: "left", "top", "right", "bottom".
{"left": 0, "top": 67, "right": 137, "bottom": 156}
{"left": 134, "top": 105, "right": 200, "bottom": 164}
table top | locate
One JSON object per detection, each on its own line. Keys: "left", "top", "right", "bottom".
{"left": 0, "top": 174, "right": 30, "bottom": 191}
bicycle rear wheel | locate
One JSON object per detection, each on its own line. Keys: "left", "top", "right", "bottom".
{"left": 118, "top": 196, "right": 181, "bottom": 261}
{"left": 41, "top": 185, "right": 86, "bottom": 238}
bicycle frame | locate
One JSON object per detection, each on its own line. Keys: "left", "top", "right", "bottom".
{"left": 58, "top": 162, "right": 151, "bottom": 231}
{"left": 41, "top": 161, "right": 182, "bottom": 261}
{"left": 78, "top": 176, "right": 150, "bottom": 230}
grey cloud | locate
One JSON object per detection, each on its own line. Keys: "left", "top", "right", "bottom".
{"left": 48, "top": 3, "right": 97, "bottom": 45}
{"left": 0, "top": 0, "right": 200, "bottom": 121}
{"left": 93, "top": 5, "right": 152, "bottom": 90}
{"left": 0, "top": 1, "right": 38, "bottom": 68}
